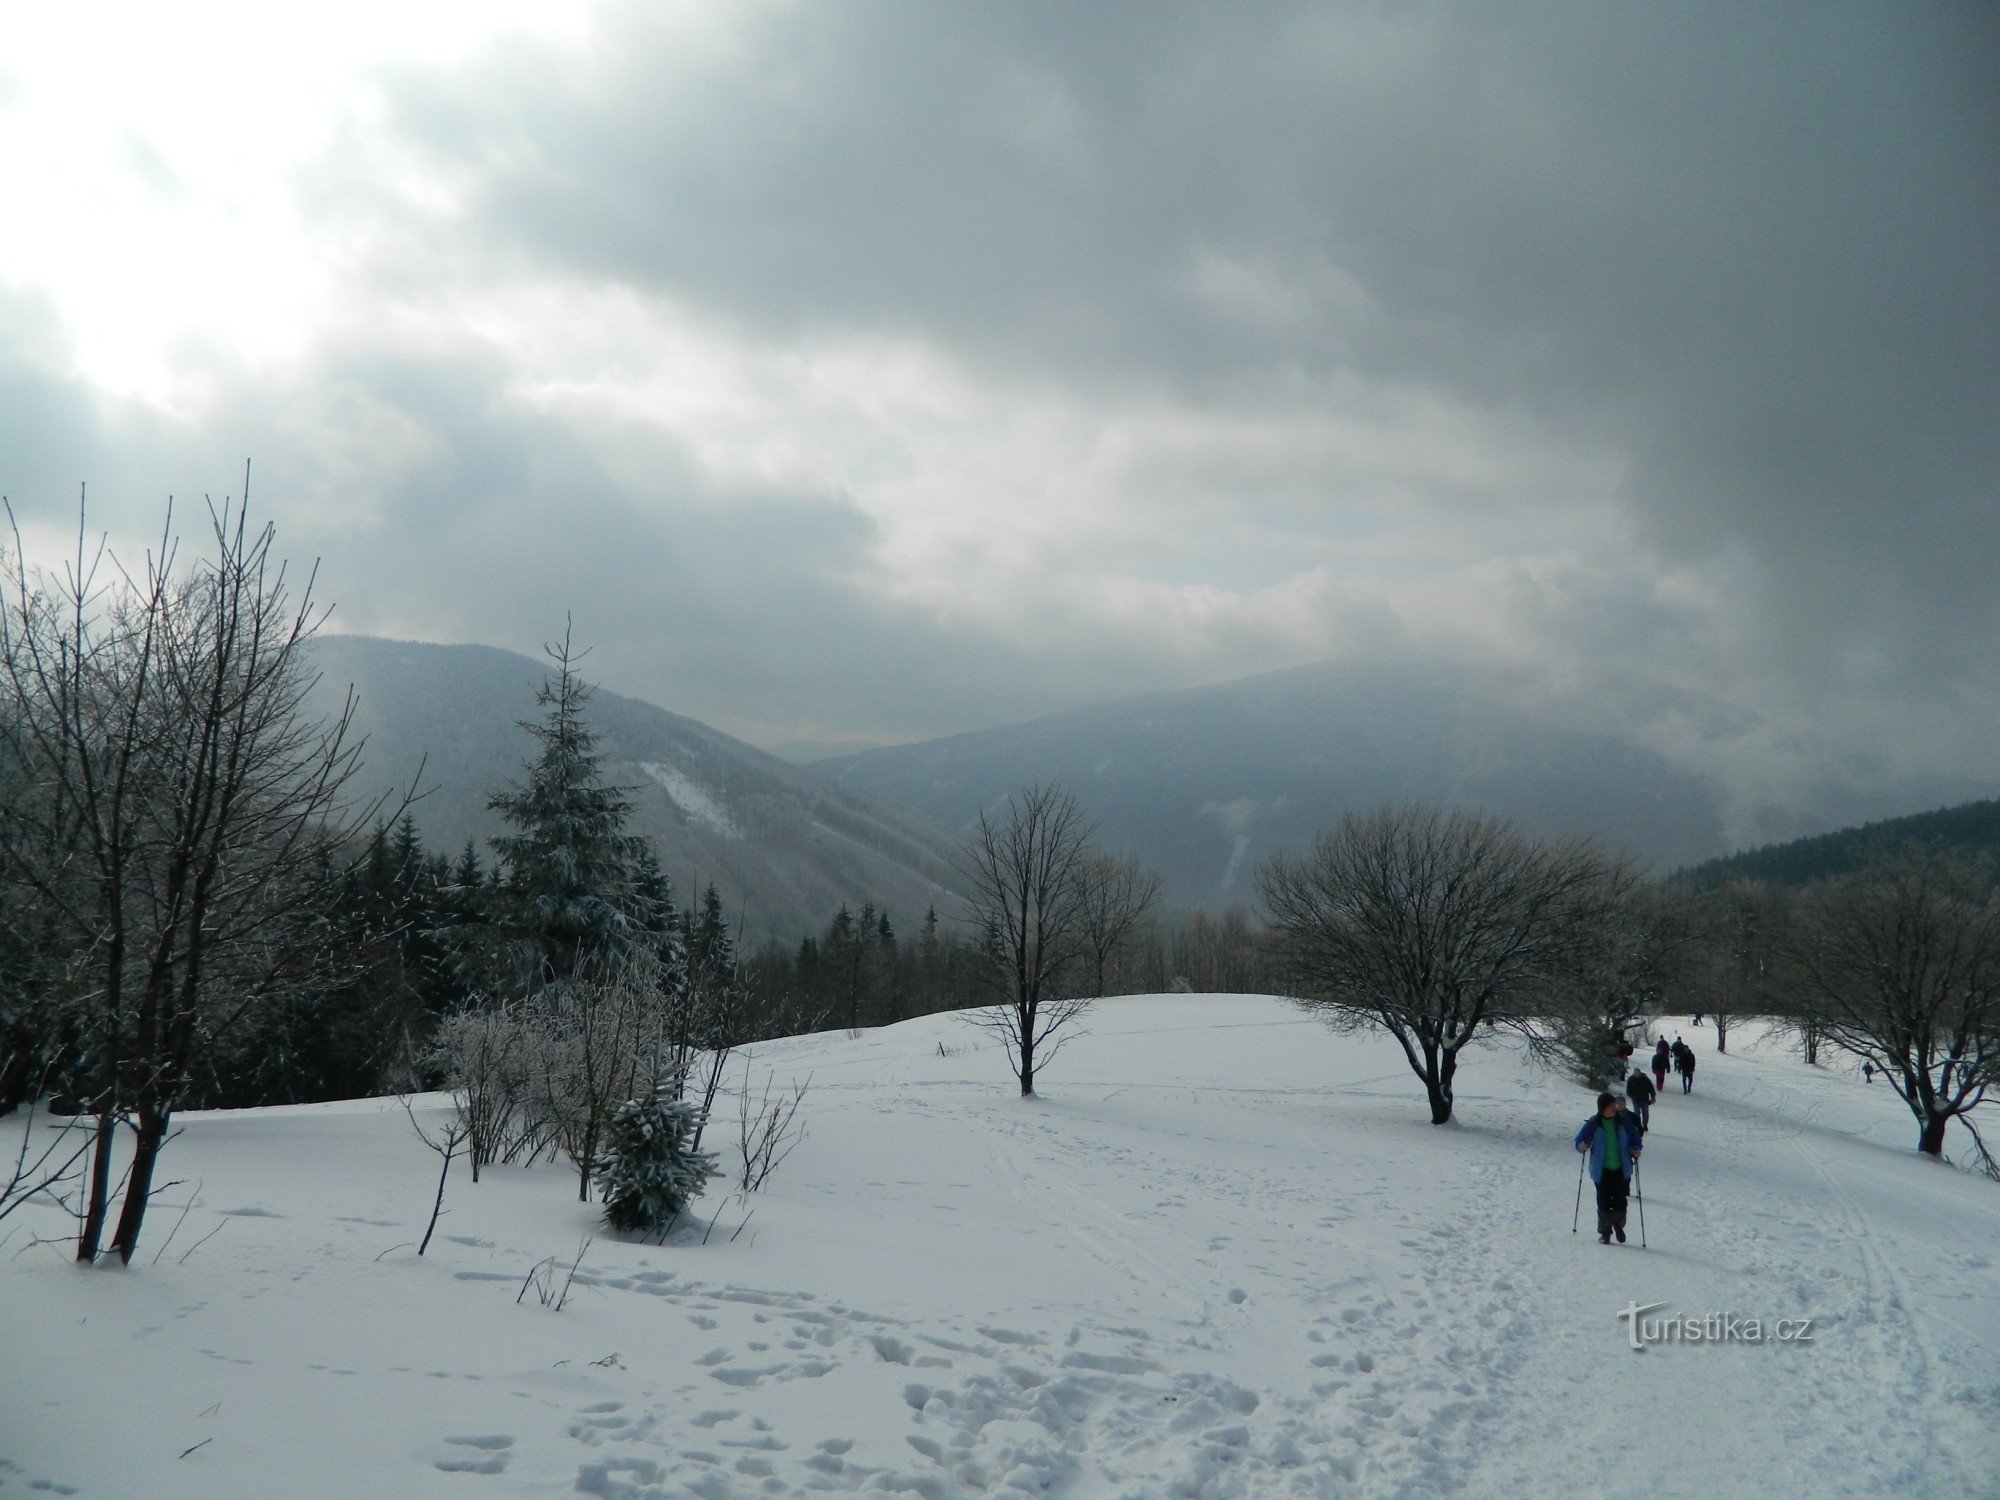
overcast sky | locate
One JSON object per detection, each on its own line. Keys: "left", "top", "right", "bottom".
{"left": 2, "top": 2, "right": 1995, "bottom": 814}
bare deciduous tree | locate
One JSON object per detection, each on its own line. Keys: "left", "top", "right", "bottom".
{"left": 1681, "top": 879, "right": 1777, "bottom": 1053}
{"left": 530, "top": 962, "right": 664, "bottom": 1203}
{"left": 1074, "top": 853, "right": 1163, "bottom": 999}
{"left": 0, "top": 488, "right": 404, "bottom": 1262}
{"left": 734, "top": 1059, "right": 808, "bottom": 1192}
{"left": 1536, "top": 876, "right": 1689, "bottom": 1090}
{"left": 432, "top": 1005, "right": 524, "bottom": 1181}
{"left": 1259, "top": 804, "right": 1619, "bottom": 1124}
{"left": 0, "top": 1079, "right": 92, "bottom": 1226}
{"left": 402, "top": 1097, "right": 470, "bottom": 1256}
{"left": 1780, "top": 856, "right": 2000, "bottom": 1157}
{"left": 957, "top": 785, "right": 1096, "bottom": 1096}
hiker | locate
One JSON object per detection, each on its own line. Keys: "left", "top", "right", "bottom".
{"left": 1673, "top": 1039, "right": 1696, "bottom": 1094}
{"left": 1626, "top": 1067, "right": 1656, "bottom": 1131}
{"left": 1575, "top": 1092, "right": 1643, "bottom": 1244}
{"left": 1863, "top": 1061, "right": 1874, "bottom": 1084}
{"left": 1652, "top": 1039, "right": 1671, "bottom": 1094}
{"left": 1692, "top": 1012, "right": 1703, "bottom": 1026}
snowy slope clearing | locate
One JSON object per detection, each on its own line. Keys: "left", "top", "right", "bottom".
{"left": 3, "top": 996, "right": 1996, "bottom": 1499}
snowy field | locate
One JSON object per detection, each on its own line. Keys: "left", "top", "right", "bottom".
{"left": 2, "top": 995, "right": 1996, "bottom": 1499}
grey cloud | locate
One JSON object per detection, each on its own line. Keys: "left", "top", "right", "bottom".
{"left": 0, "top": 321, "right": 1266, "bottom": 745}
{"left": 351, "top": 2, "right": 1999, "bottom": 700}
{"left": 7, "top": 4, "right": 1997, "bottom": 824}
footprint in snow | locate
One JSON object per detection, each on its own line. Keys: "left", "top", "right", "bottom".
{"left": 428, "top": 1434, "right": 512, "bottom": 1475}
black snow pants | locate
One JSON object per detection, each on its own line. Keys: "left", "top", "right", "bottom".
{"left": 1595, "top": 1170, "right": 1630, "bottom": 1236}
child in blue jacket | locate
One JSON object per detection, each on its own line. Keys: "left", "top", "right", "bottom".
{"left": 1575, "top": 1092, "right": 1643, "bottom": 1244}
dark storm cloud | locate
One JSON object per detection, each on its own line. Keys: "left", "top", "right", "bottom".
{"left": 358, "top": 0, "right": 1999, "bottom": 696}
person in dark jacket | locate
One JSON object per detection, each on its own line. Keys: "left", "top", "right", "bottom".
{"left": 1575, "top": 1092, "right": 1643, "bottom": 1243}
{"left": 1651, "top": 1039, "right": 1671, "bottom": 1094}
{"left": 1672, "top": 1039, "right": 1696, "bottom": 1093}
{"left": 1626, "top": 1067, "right": 1656, "bottom": 1131}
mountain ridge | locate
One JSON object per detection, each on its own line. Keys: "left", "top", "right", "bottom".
{"left": 306, "top": 635, "right": 966, "bottom": 943}
{"left": 811, "top": 657, "right": 1994, "bottom": 909}
{"left": 1675, "top": 797, "right": 2000, "bottom": 888}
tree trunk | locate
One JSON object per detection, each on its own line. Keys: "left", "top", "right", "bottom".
{"left": 418, "top": 1146, "right": 453, "bottom": 1256}
{"left": 110, "top": 1106, "right": 171, "bottom": 1263}
{"left": 76, "top": 1108, "right": 117, "bottom": 1262}
{"left": 1017, "top": 997, "right": 1036, "bottom": 1096}
{"left": 1918, "top": 1111, "right": 1950, "bottom": 1157}
{"left": 1425, "top": 1077, "right": 1452, "bottom": 1124}
{"left": 1715, "top": 1017, "right": 1728, "bottom": 1054}
{"left": 1426, "top": 1049, "right": 1457, "bottom": 1125}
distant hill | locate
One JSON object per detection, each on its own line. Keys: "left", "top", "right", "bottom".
{"left": 1675, "top": 799, "right": 2000, "bottom": 888}
{"left": 306, "top": 636, "right": 965, "bottom": 943}
{"left": 813, "top": 659, "right": 1738, "bottom": 909}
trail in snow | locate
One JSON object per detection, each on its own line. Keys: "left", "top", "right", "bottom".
{"left": 0, "top": 998, "right": 1994, "bottom": 1499}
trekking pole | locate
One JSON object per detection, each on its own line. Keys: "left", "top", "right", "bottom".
{"left": 1572, "top": 1150, "right": 1586, "bottom": 1233}
{"left": 1634, "top": 1156, "right": 1647, "bottom": 1249}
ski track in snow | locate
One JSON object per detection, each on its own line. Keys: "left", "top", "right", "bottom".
{"left": 1, "top": 999, "right": 1995, "bottom": 1499}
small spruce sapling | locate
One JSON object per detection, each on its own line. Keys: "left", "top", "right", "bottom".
{"left": 596, "top": 1084, "right": 718, "bottom": 1236}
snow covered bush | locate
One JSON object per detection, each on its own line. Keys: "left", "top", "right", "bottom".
{"left": 432, "top": 1006, "right": 530, "bottom": 1181}
{"left": 595, "top": 1084, "right": 718, "bottom": 1235}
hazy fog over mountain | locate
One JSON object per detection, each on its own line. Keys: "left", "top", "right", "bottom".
{"left": 815, "top": 659, "right": 1996, "bottom": 908}
{"left": 309, "top": 636, "right": 963, "bottom": 943}
{"left": 315, "top": 635, "right": 1990, "bottom": 925}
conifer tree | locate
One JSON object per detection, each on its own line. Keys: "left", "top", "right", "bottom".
{"left": 487, "top": 631, "right": 645, "bottom": 996}
{"left": 629, "top": 844, "right": 686, "bottom": 980}
{"left": 389, "top": 814, "right": 424, "bottom": 903}
{"left": 687, "top": 884, "right": 736, "bottom": 988}
{"left": 825, "top": 904, "right": 860, "bottom": 1028}
{"left": 596, "top": 1083, "right": 718, "bottom": 1235}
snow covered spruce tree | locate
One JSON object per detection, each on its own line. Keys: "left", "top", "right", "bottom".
{"left": 486, "top": 628, "right": 648, "bottom": 996}
{"left": 466, "top": 639, "right": 746, "bottom": 1198}
{"left": 596, "top": 1081, "right": 718, "bottom": 1235}
{"left": 1259, "top": 804, "right": 1620, "bottom": 1124}
{"left": 1779, "top": 854, "right": 2000, "bottom": 1158}
{"left": 479, "top": 632, "right": 654, "bottom": 1197}
{"left": 956, "top": 784, "right": 1099, "bottom": 1096}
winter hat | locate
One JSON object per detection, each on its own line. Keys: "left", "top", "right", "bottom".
{"left": 1596, "top": 1091, "right": 1618, "bottom": 1110}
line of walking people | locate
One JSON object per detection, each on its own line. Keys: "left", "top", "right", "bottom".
{"left": 1573, "top": 1031, "right": 1700, "bottom": 1245}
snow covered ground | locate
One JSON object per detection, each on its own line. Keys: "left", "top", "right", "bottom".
{"left": 2, "top": 996, "right": 1996, "bottom": 1498}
